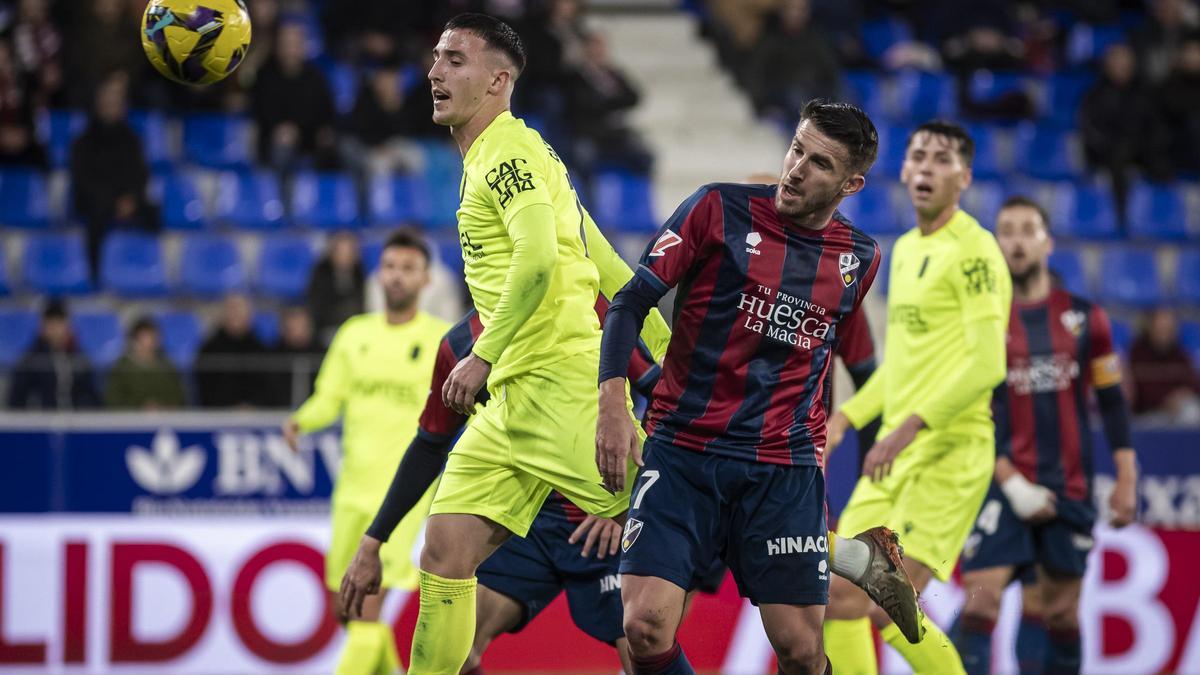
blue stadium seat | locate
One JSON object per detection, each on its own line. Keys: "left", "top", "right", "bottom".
{"left": 100, "top": 231, "right": 168, "bottom": 297}
{"left": 0, "top": 308, "right": 38, "bottom": 368}
{"left": 253, "top": 311, "right": 280, "bottom": 346}
{"left": 837, "top": 181, "right": 905, "bottom": 235}
{"left": 71, "top": 311, "right": 123, "bottom": 369}
{"left": 590, "top": 170, "right": 657, "bottom": 232}
{"left": 1066, "top": 24, "right": 1127, "bottom": 66}
{"left": 128, "top": 110, "right": 172, "bottom": 168}
{"left": 1180, "top": 321, "right": 1200, "bottom": 366}
{"left": 1015, "top": 124, "right": 1081, "bottom": 180}
{"left": 291, "top": 171, "right": 360, "bottom": 229}
{"left": 1040, "top": 73, "right": 1094, "bottom": 127}
{"left": 843, "top": 71, "right": 887, "bottom": 122}
{"left": 257, "top": 236, "right": 316, "bottom": 300}
{"left": 418, "top": 140, "right": 465, "bottom": 225}
{"left": 182, "top": 114, "right": 253, "bottom": 169}
{"left": 0, "top": 169, "right": 52, "bottom": 228}
{"left": 871, "top": 123, "right": 910, "bottom": 179}
{"left": 1049, "top": 182, "right": 1120, "bottom": 240}
{"left": 434, "top": 234, "right": 465, "bottom": 278}
{"left": 321, "top": 61, "right": 359, "bottom": 115}
{"left": 155, "top": 310, "right": 203, "bottom": 368}
{"left": 1048, "top": 249, "right": 1088, "bottom": 295}
{"left": 962, "top": 180, "right": 1005, "bottom": 228}
{"left": 361, "top": 237, "right": 383, "bottom": 275}
{"left": 860, "top": 18, "right": 912, "bottom": 60}
{"left": 965, "top": 124, "right": 1006, "bottom": 180}
{"left": 22, "top": 232, "right": 91, "bottom": 294}
{"left": 1127, "top": 184, "right": 1189, "bottom": 241}
{"left": 41, "top": 108, "right": 86, "bottom": 167}
{"left": 969, "top": 71, "right": 1033, "bottom": 105}
{"left": 1098, "top": 249, "right": 1166, "bottom": 308}
{"left": 892, "top": 71, "right": 955, "bottom": 122}
{"left": 369, "top": 175, "right": 432, "bottom": 226}
{"left": 154, "top": 170, "right": 207, "bottom": 230}
{"left": 1109, "top": 316, "right": 1133, "bottom": 354}
{"left": 0, "top": 243, "right": 9, "bottom": 296}
{"left": 178, "top": 234, "right": 246, "bottom": 297}
{"left": 212, "top": 171, "right": 286, "bottom": 230}
{"left": 1176, "top": 249, "right": 1200, "bottom": 306}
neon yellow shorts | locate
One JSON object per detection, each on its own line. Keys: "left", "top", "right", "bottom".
{"left": 324, "top": 489, "right": 433, "bottom": 592}
{"left": 836, "top": 430, "right": 994, "bottom": 581}
{"left": 429, "top": 351, "right": 638, "bottom": 537}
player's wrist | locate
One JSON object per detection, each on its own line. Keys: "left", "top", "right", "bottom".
{"left": 360, "top": 535, "right": 383, "bottom": 551}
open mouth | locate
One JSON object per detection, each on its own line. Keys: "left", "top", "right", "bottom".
{"left": 432, "top": 90, "right": 450, "bottom": 102}
{"left": 914, "top": 184, "right": 934, "bottom": 197}
{"left": 781, "top": 185, "right": 801, "bottom": 198}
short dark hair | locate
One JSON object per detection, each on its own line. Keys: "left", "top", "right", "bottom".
{"left": 383, "top": 228, "right": 432, "bottom": 264}
{"left": 129, "top": 316, "right": 159, "bottom": 339}
{"left": 908, "top": 120, "right": 975, "bottom": 167}
{"left": 798, "top": 100, "right": 879, "bottom": 175}
{"left": 42, "top": 298, "right": 67, "bottom": 320}
{"left": 999, "top": 195, "right": 1051, "bottom": 232}
{"left": 444, "top": 13, "right": 527, "bottom": 75}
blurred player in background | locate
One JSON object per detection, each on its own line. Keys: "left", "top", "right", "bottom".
{"left": 282, "top": 230, "right": 449, "bottom": 675}
{"left": 950, "top": 197, "right": 1138, "bottom": 675}
{"left": 410, "top": 13, "right": 674, "bottom": 671}
{"left": 598, "top": 100, "right": 921, "bottom": 674}
{"left": 825, "top": 120, "right": 1013, "bottom": 675}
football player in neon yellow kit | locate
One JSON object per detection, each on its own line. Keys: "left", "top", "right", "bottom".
{"left": 283, "top": 230, "right": 449, "bottom": 675}
{"left": 824, "top": 121, "right": 1013, "bottom": 675}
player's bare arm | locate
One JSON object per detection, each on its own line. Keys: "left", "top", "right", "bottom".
{"left": 1110, "top": 448, "right": 1138, "bottom": 527}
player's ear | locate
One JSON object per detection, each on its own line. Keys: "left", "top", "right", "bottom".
{"left": 489, "top": 66, "right": 513, "bottom": 95}
{"left": 841, "top": 174, "right": 866, "bottom": 197}
{"left": 959, "top": 167, "right": 973, "bottom": 191}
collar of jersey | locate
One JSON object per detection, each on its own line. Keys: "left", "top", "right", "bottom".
{"left": 918, "top": 208, "right": 974, "bottom": 239}
{"left": 462, "top": 110, "right": 516, "bottom": 167}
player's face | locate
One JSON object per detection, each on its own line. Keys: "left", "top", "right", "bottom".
{"left": 379, "top": 246, "right": 430, "bottom": 311}
{"left": 900, "top": 131, "right": 971, "bottom": 217}
{"left": 996, "top": 205, "right": 1052, "bottom": 282}
{"left": 428, "top": 29, "right": 507, "bottom": 127}
{"left": 776, "top": 119, "right": 863, "bottom": 222}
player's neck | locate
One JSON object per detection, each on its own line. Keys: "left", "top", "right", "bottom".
{"left": 914, "top": 202, "right": 959, "bottom": 236}
{"left": 1013, "top": 270, "right": 1052, "bottom": 304}
{"left": 786, "top": 204, "right": 838, "bottom": 231}
{"left": 385, "top": 305, "right": 419, "bottom": 326}
{"left": 450, "top": 102, "right": 509, "bottom": 157}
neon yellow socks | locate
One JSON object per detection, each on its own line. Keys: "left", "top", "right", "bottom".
{"left": 336, "top": 621, "right": 399, "bottom": 675}
{"left": 408, "top": 570, "right": 477, "bottom": 675}
{"left": 881, "top": 616, "right": 966, "bottom": 675}
{"left": 825, "top": 618, "right": 878, "bottom": 675}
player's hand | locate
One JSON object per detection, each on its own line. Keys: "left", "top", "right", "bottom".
{"left": 282, "top": 418, "right": 301, "bottom": 453}
{"left": 568, "top": 514, "right": 623, "bottom": 559}
{"left": 339, "top": 536, "right": 384, "bottom": 620}
{"left": 862, "top": 415, "right": 923, "bottom": 482}
{"left": 442, "top": 352, "right": 490, "bottom": 415}
{"left": 1001, "top": 473, "right": 1057, "bottom": 522}
{"left": 596, "top": 377, "right": 642, "bottom": 494}
{"left": 825, "top": 410, "right": 852, "bottom": 459}
{"left": 1109, "top": 466, "right": 1138, "bottom": 528}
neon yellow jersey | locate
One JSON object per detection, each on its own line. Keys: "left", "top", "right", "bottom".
{"left": 292, "top": 311, "right": 450, "bottom": 512}
{"left": 457, "top": 111, "right": 603, "bottom": 382}
{"left": 858, "top": 210, "right": 1011, "bottom": 439}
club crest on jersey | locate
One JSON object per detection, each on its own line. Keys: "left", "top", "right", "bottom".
{"left": 649, "top": 230, "right": 682, "bottom": 257}
{"left": 1061, "top": 309, "right": 1086, "bottom": 337}
{"left": 839, "top": 252, "right": 860, "bottom": 286}
{"left": 622, "top": 518, "right": 644, "bottom": 552}
{"left": 746, "top": 231, "right": 762, "bottom": 256}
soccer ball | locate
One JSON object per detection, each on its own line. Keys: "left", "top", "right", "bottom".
{"left": 141, "top": 0, "right": 251, "bottom": 85}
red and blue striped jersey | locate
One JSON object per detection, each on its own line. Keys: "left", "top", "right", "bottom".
{"left": 638, "top": 183, "right": 880, "bottom": 467}
{"left": 997, "top": 287, "right": 1121, "bottom": 502}
{"left": 419, "top": 298, "right": 662, "bottom": 523}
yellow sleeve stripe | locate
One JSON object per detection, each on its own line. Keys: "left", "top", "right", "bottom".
{"left": 1091, "top": 353, "right": 1123, "bottom": 388}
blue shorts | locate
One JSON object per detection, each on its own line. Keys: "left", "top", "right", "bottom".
{"left": 619, "top": 438, "right": 829, "bottom": 606}
{"left": 961, "top": 482, "right": 1096, "bottom": 580}
{"left": 477, "top": 509, "right": 623, "bottom": 644}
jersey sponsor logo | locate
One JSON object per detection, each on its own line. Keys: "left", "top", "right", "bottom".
{"left": 890, "top": 304, "right": 929, "bottom": 333}
{"left": 746, "top": 231, "right": 762, "bottom": 256}
{"left": 600, "top": 574, "right": 621, "bottom": 593}
{"left": 961, "top": 257, "right": 998, "bottom": 296}
{"left": 126, "top": 429, "right": 207, "bottom": 495}
{"left": 1061, "top": 309, "right": 1086, "bottom": 337}
{"left": 839, "top": 252, "right": 860, "bottom": 287}
{"left": 350, "top": 379, "right": 423, "bottom": 405}
{"left": 766, "top": 535, "right": 827, "bottom": 556}
{"left": 738, "top": 287, "right": 831, "bottom": 349}
{"left": 486, "top": 157, "right": 536, "bottom": 209}
{"left": 622, "top": 518, "right": 644, "bottom": 552}
{"left": 1072, "top": 533, "right": 1095, "bottom": 551}
{"left": 1007, "top": 354, "right": 1080, "bottom": 395}
{"left": 1092, "top": 353, "right": 1122, "bottom": 388}
{"left": 459, "top": 230, "right": 484, "bottom": 262}
{"left": 648, "top": 230, "right": 683, "bottom": 257}
{"left": 818, "top": 558, "right": 829, "bottom": 581}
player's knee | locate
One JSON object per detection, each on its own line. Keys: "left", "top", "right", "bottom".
{"left": 775, "top": 639, "right": 825, "bottom": 675}
{"left": 418, "top": 539, "right": 474, "bottom": 578}
{"left": 1042, "top": 603, "right": 1079, "bottom": 633}
{"left": 960, "top": 582, "right": 1003, "bottom": 625}
{"left": 623, "top": 611, "right": 674, "bottom": 655}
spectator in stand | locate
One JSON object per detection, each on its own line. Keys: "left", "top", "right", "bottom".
{"left": 320, "top": 0, "right": 427, "bottom": 65}
{"left": 340, "top": 65, "right": 426, "bottom": 184}
{"left": 307, "top": 232, "right": 365, "bottom": 345}
{"left": 0, "top": 38, "right": 46, "bottom": 167}
{"left": 267, "top": 306, "right": 324, "bottom": 408}
{"left": 196, "top": 294, "right": 269, "bottom": 408}
{"left": 7, "top": 299, "right": 99, "bottom": 410}
{"left": 1130, "top": 308, "right": 1200, "bottom": 425}
{"left": 62, "top": 0, "right": 146, "bottom": 109}
{"left": 70, "top": 70, "right": 156, "bottom": 278}
{"left": 744, "top": 0, "right": 843, "bottom": 120}
{"left": 1134, "top": 0, "right": 1200, "bottom": 84}
{"left": 1159, "top": 30, "right": 1200, "bottom": 175}
{"left": 104, "top": 317, "right": 186, "bottom": 410}
{"left": 565, "top": 31, "right": 652, "bottom": 175}
{"left": 395, "top": 50, "right": 446, "bottom": 140}
{"left": 8, "top": 0, "right": 62, "bottom": 106}
{"left": 251, "top": 18, "right": 337, "bottom": 175}
{"left": 1080, "top": 43, "right": 1173, "bottom": 225}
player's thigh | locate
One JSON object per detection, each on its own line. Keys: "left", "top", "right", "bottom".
{"left": 758, "top": 603, "right": 826, "bottom": 670}
{"left": 420, "top": 512, "right": 513, "bottom": 577}
{"left": 325, "top": 505, "right": 371, "bottom": 592}
{"left": 959, "top": 566, "right": 1015, "bottom": 621}
{"left": 1022, "top": 579, "right": 1045, "bottom": 617}
{"left": 474, "top": 584, "right": 526, "bottom": 643}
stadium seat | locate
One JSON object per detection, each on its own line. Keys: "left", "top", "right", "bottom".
{"left": 0, "top": 169, "right": 52, "bottom": 228}
{"left": 369, "top": 174, "right": 432, "bottom": 227}
{"left": 836, "top": 181, "right": 905, "bottom": 235}
{"left": 1015, "top": 124, "right": 1082, "bottom": 181}
{"left": 71, "top": 311, "right": 123, "bottom": 369}
{"left": 290, "top": 171, "right": 360, "bottom": 229}
{"left": 154, "top": 170, "right": 207, "bottom": 230}
{"left": 1050, "top": 182, "right": 1121, "bottom": 240}
{"left": 1098, "top": 248, "right": 1166, "bottom": 308}
{"left": 418, "top": 140, "right": 465, "bottom": 226}
{"left": 212, "top": 171, "right": 286, "bottom": 230}
{"left": 1127, "top": 183, "right": 1189, "bottom": 241}
{"left": 892, "top": 71, "right": 955, "bottom": 122}
{"left": 590, "top": 170, "right": 657, "bottom": 232}
{"left": 128, "top": 110, "right": 173, "bottom": 168}
{"left": 0, "top": 244, "right": 9, "bottom": 296}
{"left": 1048, "top": 249, "right": 1089, "bottom": 295}
{"left": 1109, "top": 316, "right": 1133, "bottom": 354}
{"left": 871, "top": 123, "right": 911, "bottom": 179}
{"left": 1066, "top": 24, "right": 1127, "bottom": 66}
{"left": 1176, "top": 249, "right": 1200, "bottom": 306}
{"left": 1180, "top": 321, "right": 1200, "bottom": 366}
{"left": 964, "top": 124, "right": 1006, "bottom": 180}
{"left": 100, "top": 231, "right": 168, "bottom": 297}
{"left": 182, "top": 114, "right": 253, "bottom": 169}
{"left": 41, "top": 108, "right": 86, "bottom": 167}
{"left": 155, "top": 310, "right": 203, "bottom": 368}
{"left": 843, "top": 71, "right": 888, "bottom": 122}
{"left": 178, "top": 233, "right": 246, "bottom": 297}
{"left": 962, "top": 180, "right": 1005, "bottom": 228}
{"left": 1040, "top": 73, "right": 1094, "bottom": 127}
{"left": 361, "top": 237, "right": 383, "bottom": 275}
{"left": 22, "top": 232, "right": 91, "bottom": 295}
{"left": 860, "top": 18, "right": 912, "bottom": 60}
{"left": 253, "top": 311, "right": 280, "bottom": 346}
{"left": 0, "top": 308, "right": 38, "bottom": 368}
{"left": 434, "top": 234, "right": 465, "bottom": 278}
{"left": 969, "top": 71, "right": 1034, "bottom": 106}
{"left": 321, "top": 60, "right": 359, "bottom": 116}
{"left": 257, "top": 236, "right": 316, "bottom": 300}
